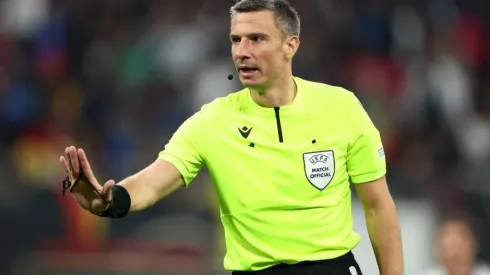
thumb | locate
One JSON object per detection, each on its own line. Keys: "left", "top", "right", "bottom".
{"left": 102, "top": 180, "right": 116, "bottom": 202}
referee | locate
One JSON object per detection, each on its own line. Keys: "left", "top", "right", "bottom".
{"left": 60, "top": 0, "right": 404, "bottom": 274}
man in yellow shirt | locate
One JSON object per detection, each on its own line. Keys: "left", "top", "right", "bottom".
{"left": 60, "top": 0, "right": 404, "bottom": 274}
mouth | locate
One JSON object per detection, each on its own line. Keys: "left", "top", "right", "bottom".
{"left": 238, "top": 66, "right": 259, "bottom": 77}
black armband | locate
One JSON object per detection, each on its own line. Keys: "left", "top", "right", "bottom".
{"left": 91, "top": 185, "right": 131, "bottom": 218}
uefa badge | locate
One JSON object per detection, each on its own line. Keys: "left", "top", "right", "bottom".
{"left": 302, "top": 150, "right": 335, "bottom": 190}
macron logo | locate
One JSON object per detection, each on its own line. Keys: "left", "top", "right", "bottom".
{"left": 238, "top": 126, "right": 252, "bottom": 139}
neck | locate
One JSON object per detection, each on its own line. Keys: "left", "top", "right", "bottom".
{"left": 249, "top": 75, "right": 296, "bottom": 108}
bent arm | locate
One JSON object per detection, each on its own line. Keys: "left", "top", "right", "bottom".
{"left": 114, "top": 106, "right": 210, "bottom": 213}
{"left": 355, "top": 176, "right": 404, "bottom": 275}
{"left": 118, "top": 159, "right": 184, "bottom": 212}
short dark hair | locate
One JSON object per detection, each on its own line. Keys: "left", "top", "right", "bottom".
{"left": 439, "top": 212, "right": 480, "bottom": 240}
{"left": 230, "top": 0, "right": 300, "bottom": 37}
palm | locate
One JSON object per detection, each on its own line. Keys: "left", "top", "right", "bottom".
{"left": 60, "top": 146, "right": 115, "bottom": 212}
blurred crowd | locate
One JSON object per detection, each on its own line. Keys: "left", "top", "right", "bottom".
{"left": 0, "top": 0, "right": 489, "bottom": 274}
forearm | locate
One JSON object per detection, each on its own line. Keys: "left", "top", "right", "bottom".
{"left": 118, "top": 161, "right": 184, "bottom": 212}
{"left": 117, "top": 173, "right": 158, "bottom": 212}
{"left": 364, "top": 199, "right": 404, "bottom": 275}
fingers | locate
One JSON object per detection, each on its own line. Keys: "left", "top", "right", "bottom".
{"left": 66, "top": 146, "right": 80, "bottom": 176}
{"left": 102, "top": 180, "right": 116, "bottom": 202}
{"left": 77, "top": 148, "right": 103, "bottom": 191}
{"left": 61, "top": 146, "right": 115, "bottom": 213}
{"left": 61, "top": 146, "right": 78, "bottom": 181}
{"left": 91, "top": 180, "right": 115, "bottom": 211}
{"left": 59, "top": 156, "right": 74, "bottom": 181}
{"left": 69, "top": 146, "right": 80, "bottom": 175}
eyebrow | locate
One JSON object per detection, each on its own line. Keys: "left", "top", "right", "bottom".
{"left": 229, "top": 32, "right": 269, "bottom": 39}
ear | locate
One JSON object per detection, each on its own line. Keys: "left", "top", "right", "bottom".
{"left": 285, "top": 36, "right": 300, "bottom": 59}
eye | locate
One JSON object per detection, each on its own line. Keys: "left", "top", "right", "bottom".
{"left": 250, "top": 35, "right": 264, "bottom": 42}
{"left": 231, "top": 36, "right": 241, "bottom": 43}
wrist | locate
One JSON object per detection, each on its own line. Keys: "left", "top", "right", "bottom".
{"left": 91, "top": 185, "right": 131, "bottom": 218}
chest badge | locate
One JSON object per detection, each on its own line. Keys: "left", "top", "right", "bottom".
{"left": 238, "top": 126, "right": 252, "bottom": 139}
{"left": 302, "top": 150, "right": 335, "bottom": 190}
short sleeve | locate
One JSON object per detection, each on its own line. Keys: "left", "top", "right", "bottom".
{"left": 346, "top": 92, "right": 386, "bottom": 184}
{"left": 157, "top": 110, "right": 206, "bottom": 187}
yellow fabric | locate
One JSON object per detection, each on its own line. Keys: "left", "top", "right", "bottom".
{"left": 158, "top": 77, "right": 386, "bottom": 271}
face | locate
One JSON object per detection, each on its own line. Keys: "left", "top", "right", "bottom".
{"left": 230, "top": 10, "right": 299, "bottom": 90}
{"left": 436, "top": 221, "right": 477, "bottom": 265}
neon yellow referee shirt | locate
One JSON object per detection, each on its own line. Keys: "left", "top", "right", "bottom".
{"left": 158, "top": 77, "right": 386, "bottom": 271}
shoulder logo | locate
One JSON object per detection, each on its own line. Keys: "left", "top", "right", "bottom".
{"left": 238, "top": 126, "right": 252, "bottom": 138}
{"left": 302, "top": 150, "right": 335, "bottom": 190}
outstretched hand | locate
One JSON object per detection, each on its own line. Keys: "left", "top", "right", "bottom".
{"left": 60, "top": 146, "right": 115, "bottom": 213}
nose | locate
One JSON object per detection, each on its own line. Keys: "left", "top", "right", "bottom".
{"left": 235, "top": 39, "right": 251, "bottom": 59}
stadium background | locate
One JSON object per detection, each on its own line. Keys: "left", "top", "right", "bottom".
{"left": 0, "top": 0, "right": 489, "bottom": 274}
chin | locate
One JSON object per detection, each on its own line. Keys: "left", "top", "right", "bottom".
{"left": 240, "top": 78, "right": 265, "bottom": 88}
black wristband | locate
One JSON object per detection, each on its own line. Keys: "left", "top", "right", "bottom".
{"left": 92, "top": 185, "right": 131, "bottom": 218}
